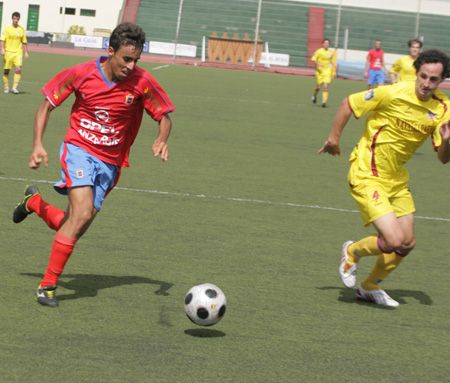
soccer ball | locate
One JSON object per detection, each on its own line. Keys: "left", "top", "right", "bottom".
{"left": 184, "top": 283, "right": 227, "bottom": 326}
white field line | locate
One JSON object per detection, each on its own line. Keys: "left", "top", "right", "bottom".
{"left": 151, "top": 64, "right": 170, "bottom": 70}
{"left": 1, "top": 175, "right": 449, "bottom": 222}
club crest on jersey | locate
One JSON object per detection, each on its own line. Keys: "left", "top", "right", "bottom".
{"left": 364, "top": 89, "right": 375, "bottom": 101}
{"left": 372, "top": 190, "right": 380, "bottom": 202}
{"left": 427, "top": 111, "right": 436, "bottom": 120}
{"left": 76, "top": 168, "right": 84, "bottom": 178}
{"left": 125, "top": 94, "right": 135, "bottom": 105}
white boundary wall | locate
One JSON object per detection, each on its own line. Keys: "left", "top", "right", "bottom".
{"left": 1, "top": 0, "right": 124, "bottom": 35}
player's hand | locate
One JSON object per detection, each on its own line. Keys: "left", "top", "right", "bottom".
{"left": 440, "top": 120, "right": 450, "bottom": 141}
{"left": 152, "top": 141, "right": 169, "bottom": 161}
{"left": 0, "top": 49, "right": 5, "bottom": 56}
{"left": 318, "top": 139, "right": 341, "bottom": 156}
{"left": 29, "top": 146, "right": 49, "bottom": 169}
{"left": 363, "top": 71, "right": 368, "bottom": 79}
{"left": 24, "top": 52, "right": 29, "bottom": 59}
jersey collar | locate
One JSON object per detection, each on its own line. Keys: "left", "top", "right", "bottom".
{"left": 96, "top": 56, "right": 117, "bottom": 88}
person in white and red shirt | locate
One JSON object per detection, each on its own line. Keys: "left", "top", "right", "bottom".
{"left": 364, "top": 39, "right": 385, "bottom": 89}
{"left": 12, "top": 23, "right": 174, "bottom": 307}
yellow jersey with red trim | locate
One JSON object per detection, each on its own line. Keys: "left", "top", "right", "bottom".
{"left": 390, "top": 55, "right": 416, "bottom": 82}
{"left": 311, "top": 48, "right": 334, "bottom": 72}
{"left": 348, "top": 81, "right": 449, "bottom": 179}
{"left": 0, "top": 24, "right": 27, "bottom": 53}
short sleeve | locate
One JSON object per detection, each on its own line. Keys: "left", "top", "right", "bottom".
{"left": 390, "top": 58, "right": 401, "bottom": 75}
{"left": 432, "top": 101, "right": 450, "bottom": 149}
{"left": 348, "top": 86, "right": 392, "bottom": 119}
{"left": 21, "top": 29, "right": 27, "bottom": 44}
{"left": 41, "top": 66, "right": 78, "bottom": 107}
{"left": 142, "top": 76, "right": 174, "bottom": 122}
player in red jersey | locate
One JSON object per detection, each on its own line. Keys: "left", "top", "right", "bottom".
{"left": 364, "top": 40, "right": 385, "bottom": 89}
{"left": 12, "top": 23, "right": 174, "bottom": 307}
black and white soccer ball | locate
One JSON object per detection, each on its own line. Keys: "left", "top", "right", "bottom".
{"left": 184, "top": 283, "right": 227, "bottom": 326}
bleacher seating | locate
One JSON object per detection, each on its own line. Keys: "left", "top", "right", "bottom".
{"left": 135, "top": 0, "right": 450, "bottom": 67}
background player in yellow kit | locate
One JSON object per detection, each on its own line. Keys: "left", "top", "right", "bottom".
{"left": 390, "top": 38, "right": 423, "bottom": 83}
{"left": 311, "top": 38, "right": 335, "bottom": 108}
{"left": 318, "top": 49, "right": 450, "bottom": 308}
{"left": 0, "top": 12, "right": 29, "bottom": 94}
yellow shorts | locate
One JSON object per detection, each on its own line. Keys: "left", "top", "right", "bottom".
{"left": 3, "top": 52, "right": 23, "bottom": 70}
{"left": 315, "top": 69, "right": 332, "bottom": 85}
{"left": 348, "top": 172, "right": 415, "bottom": 226}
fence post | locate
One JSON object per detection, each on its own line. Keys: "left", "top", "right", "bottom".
{"left": 252, "top": 0, "right": 263, "bottom": 68}
{"left": 173, "top": 0, "right": 184, "bottom": 62}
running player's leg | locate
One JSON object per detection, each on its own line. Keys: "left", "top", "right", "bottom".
{"left": 312, "top": 75, "right": 321, "bottom": 104}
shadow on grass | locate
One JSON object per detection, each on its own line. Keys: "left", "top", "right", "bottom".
{"left": 184, "top": 328, "right": 226, "bottom": 338}
{"left": 318, "top": 286, "right": 433, "bottom": 309}
{"left": 21, "top": 272, "right": 173, "bottom": 301}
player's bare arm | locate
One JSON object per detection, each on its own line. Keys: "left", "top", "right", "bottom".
{"left": 23, "top": 43, "right": 29, "bottom": 58}
{"left": 437, "top": 120, "right": 450, "bottom": 164}
{"left": 152, "top": 114, "right": 172, "bottom": 161}
{"left": 0, "top": 40, "right": 4, "bottom": 55}
{"left": 318, "top": 97, "right": 352, "bottom": 155}
{"left": 29, "top": 99, "right": 53, "bottom": 169}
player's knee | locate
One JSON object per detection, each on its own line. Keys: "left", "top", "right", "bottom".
{"left": 15, "top": 68, "right": 21, "bottom": 74}
{"left": 397, "top": 238, "right": 416, "bottom": 256}
{"left": 70, "top": 207, "right": 95, "bottom": 227}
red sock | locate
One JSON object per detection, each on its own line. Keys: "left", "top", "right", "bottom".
{"left": 27, "top": 194, "right": 65, "bottom": 231}
{"left": 41, "top": 232, "right": 77, "bottom": 287}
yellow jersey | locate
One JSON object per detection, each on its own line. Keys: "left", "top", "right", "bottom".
{"left": 348, "top": 82, "right": 449, "bottom": 179}
{"left": 390, "top": 55, "right": 416, "bottom": 82}
{"left": 0, "top": 24, "right": 27, "bottom": 53}
{"left": 311, "top": 48, "right": 334, "bottom": 72}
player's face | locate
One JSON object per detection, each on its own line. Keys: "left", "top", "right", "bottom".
{"left": 374, "top": 41, "right": 381, "bottom": 50}
{"left": 409, "top": 43, "right": 421, "bottom": 58}
{"left": 415, "top": 62, "right": 444, "bottom": 101}
{"left": 12, "top": 16, "right": 20, "bottom": 27}
{"left": 108, "top": 44, "right": 142, "bottom": 81}
{"left": 323, "top": 40, "right": 330, "bottom": 49}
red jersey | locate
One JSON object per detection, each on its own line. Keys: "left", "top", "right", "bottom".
{"left": 42, "top": 57, "right": 174, "bottom": 167}
{"left": 367, "top": 48, "right": 384, "bottom": 70}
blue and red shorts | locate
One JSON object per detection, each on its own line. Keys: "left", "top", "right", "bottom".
{"left": 54, "top": 143, "right": 120, "bottom": 210}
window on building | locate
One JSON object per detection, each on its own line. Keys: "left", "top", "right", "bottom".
{"left": 80, "top": 9, "right": 96, "bottom": 17}
{"left": 64, "top": 8, "right": 76, "bottom": 15}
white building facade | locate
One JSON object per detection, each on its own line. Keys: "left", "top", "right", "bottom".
{"left": 0, "top": 0, "right": 125, "bottom": 35}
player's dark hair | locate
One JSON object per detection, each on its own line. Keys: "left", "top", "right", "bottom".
{"left": 109, "top": 23, "right": 146, "bottom": 52}
{"left": 408, "top": 38, "right": 423, "bottom": 48}
{"left": 12, "top": 12, "right": 20, "bottom": 18}
{"left": 413, "top": 49, "right": 450, "bottom": 78}
{"left": 323, "top": 38, "right": 330, "bottom": 43}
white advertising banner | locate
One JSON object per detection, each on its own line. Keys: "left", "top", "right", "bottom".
{"left": 70, "top": 35, "right": 104, "bottom": 49}
{"left": 248, "top": 52, "right": 290, "bottom": 67}
{"left": 149, "top": 41, "right": 197, "bottom": 57}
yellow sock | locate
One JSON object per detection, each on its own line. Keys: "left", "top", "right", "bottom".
{"left": 347, "top": 235, "right": 382, "bottom": 264}
{"left": 13, "top": 73, "right": 21, "bottom": 90}
{"left": 322, "top": 90, "right": 329, "bottom": 104}
{"left": 362, "top": 252, "right": 403, "bottom": 290}
{"left": 3, "top": 75, "right": 9, "bottom": 90}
